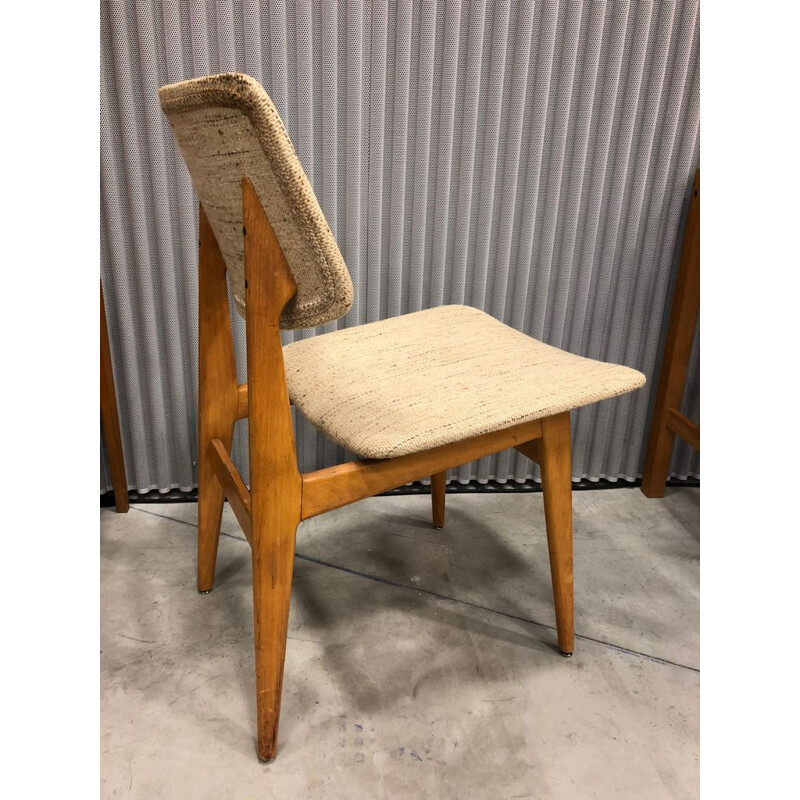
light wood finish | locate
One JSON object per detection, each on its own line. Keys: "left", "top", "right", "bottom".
{"left": 236, "top": 384, "right": 249, "bottom": 419}
{"left": 518, "top": 426, "right": 573, "bottom": 652}
{"left": 207, "top": 438, "right": 252, "bottom": 545}
{"left": 641, "top": 170, "right": 700, "bottom": 498}
{"left": 237, "top": 383, "right": 295, "bottom": 420}
{"left": 539, "top": 412, "right": 574, "bottom": 656}
{"left": 302, "top": 418, "right": 544, "bottom": 521}
{"left": 431, "top": 472, "right": 446, "bottom": 529}
{"left": 515, "top": 438, "right": 541, "bottom": 464}
{"left": 665, "top": 408, "right": 700, "bottom": 452}
{"left": 197, "top": 206, "right": 240, "bottom": 592}
{"left": 193, "top": 178, "right": 579, "bottom": 762}
{"left": 242, "top": 177, "right": 304, "bottom": 762}
{"left": 100, "top": 282, "right": 130, "bottom": 513}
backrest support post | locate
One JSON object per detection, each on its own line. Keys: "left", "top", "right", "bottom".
{"left": 242, "top": 175, "right": 303, "bottom": 522}
{"left": 197, "top": 203, "right": 239, "bottom": 469}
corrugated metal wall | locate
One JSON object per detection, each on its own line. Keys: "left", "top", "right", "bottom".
{"left": 100, "top": 0, "right": 699, "bottom": 493}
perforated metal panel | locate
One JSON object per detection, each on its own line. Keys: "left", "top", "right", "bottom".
{"left": 101, "top": 0, "right": 699, "bottom": 493}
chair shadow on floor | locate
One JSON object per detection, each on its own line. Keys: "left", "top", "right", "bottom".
{"left": 286, "top": 502, "right": 564, "bottom": 717}
{"left": 102, "top": 501, "right": 570, "bottom": 757}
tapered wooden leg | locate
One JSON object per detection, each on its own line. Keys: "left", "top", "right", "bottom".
{"left": 197, "top": 423, "right": 234, "bottom": 592}
{"left": 252, "top": 509, "right": 300, "bottom": 761}
{"left": 100, "top": 283, "right": 130, "bottom": 513}
{"left": 641, "top": 170, "right": 700, "bottom": 498}
{"left": 540, "top": 412, "right": 574, "bottom": 656}
{"left": 431, "top": 472, "right": 446, "bottom": 529}
{"left": 196, "top": 206, "right": 239, "bottom": 593}
{"left": 640, "top": 422, "right": 676, "bottom": 499}
{"left": 242, "top": 176, "right": 303, "bottom": 761}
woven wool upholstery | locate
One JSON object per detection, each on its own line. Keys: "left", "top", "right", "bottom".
{"left": 159, "top": 73, "right": 353, "bottom": 329}
{"left": 283, "top": 305, "right": 646, "bottom": 459}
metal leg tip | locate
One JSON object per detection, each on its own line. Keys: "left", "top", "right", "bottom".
{"left": 559, "top": 650, "right": 573, "bottom": 658}
{"left": 433, "top": 525, "right": 443, "bottom": 530}
{"left": 198, "top": 589, "right": 212, "bottom": 595}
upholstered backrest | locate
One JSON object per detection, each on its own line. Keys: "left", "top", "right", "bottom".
{"left": 159, "top": 73, "right": 353, "bottom": 329}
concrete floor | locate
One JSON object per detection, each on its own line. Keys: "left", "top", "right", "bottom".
{"left": 101, "top": 487, "right": 699, "bottom": 799}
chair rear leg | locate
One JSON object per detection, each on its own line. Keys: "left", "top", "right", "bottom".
{"left": 196, "top": 205, "right": 238, "bottom": 594}
{"left": 252, "top": 507, "right": 300, "bottom": 761}
{"left": 240, "top": 174, "right": 304, "bottom": 761}
{"left": 431, "top": 471, "right": 446, "bottom": 529}
{"left": 540, "top": 412, "right": 575, "bottom": 656}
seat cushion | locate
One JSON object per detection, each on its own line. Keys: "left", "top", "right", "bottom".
{"left": 283, "top": 305, "right": 646, "bottom": 459}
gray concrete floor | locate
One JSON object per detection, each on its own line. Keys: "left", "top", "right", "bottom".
{"left": 101, "top": 487, "right": 699, "bottom": 799}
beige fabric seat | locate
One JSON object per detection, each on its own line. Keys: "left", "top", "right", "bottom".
{"left": 284, "top": 305, "right": 645, "bottom": 459}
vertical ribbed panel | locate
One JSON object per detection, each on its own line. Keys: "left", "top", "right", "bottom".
{"left": 101, "top": 0, "right": 699, "bottom": 492}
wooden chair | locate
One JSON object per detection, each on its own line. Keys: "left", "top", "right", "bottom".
{"left": 641, "top": 170, "right": 700, "bottom": 497}
{"left": 100, "top": 281, "right": 129, "bottom": 513}
{"left": 159, "top": 73, "right": 645, "bottom": 761}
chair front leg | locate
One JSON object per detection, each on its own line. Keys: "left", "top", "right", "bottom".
{"left": 540, "top": 412, "right": 575, "bottom": 656}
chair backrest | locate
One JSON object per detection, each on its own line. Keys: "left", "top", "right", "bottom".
{"left": 159, "top": 73, "right": 353, "bottom": 329}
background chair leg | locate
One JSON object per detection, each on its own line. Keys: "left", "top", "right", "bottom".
{"left": 540, "top": 412, "right": 574, "bottom": 656}
{"left": 640, "top": 424, "right": 676, "bottom": 499}
{"left": 100, "top": 283, "right": 130, "bottom": 513}
{"left": 641, "top": 169, "right": 700, "bottom": 498}
{"left": 431, "top": 472, "right": 446, "bottom": 529}
{"left": 252, "top": 512, "right": 300, "bottom": 762}
{"left": 196, "top": 424, "right": 234, "bottom": 593}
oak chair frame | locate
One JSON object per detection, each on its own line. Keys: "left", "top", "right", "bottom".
{"left": 199, "top": 177, "right": 575, "bottom": 762}
{"left": 641, "top": 169, "right": 700, "bottom": 497}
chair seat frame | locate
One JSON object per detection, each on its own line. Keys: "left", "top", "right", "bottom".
{"left": 198, "top": 177, "right": 575, "bottom": 762}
